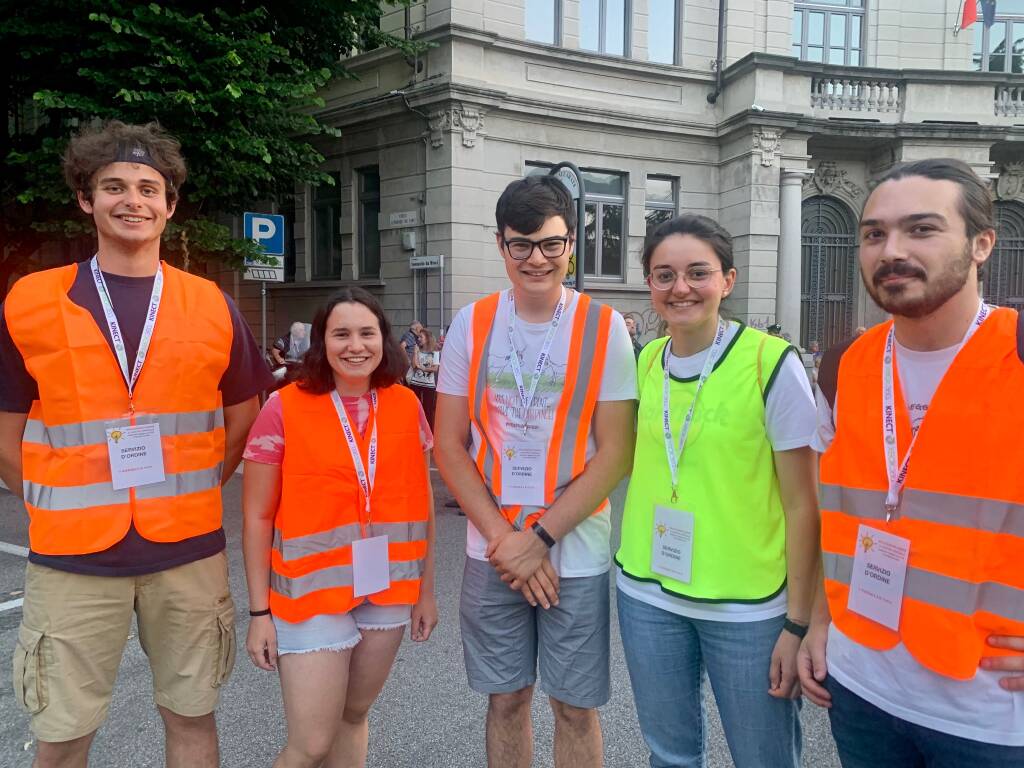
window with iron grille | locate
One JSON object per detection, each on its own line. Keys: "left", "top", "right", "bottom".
{"left": 986, "top": 201, "right": 1024, "bottom": 310}
{"left": 801, "top": 196, "right": 858, "bottom": 349}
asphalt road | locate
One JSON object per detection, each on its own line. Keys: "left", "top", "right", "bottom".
{"left": 0, "top": 474, "right": 841, "bottom": 767}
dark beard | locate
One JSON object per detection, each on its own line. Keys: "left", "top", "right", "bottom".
{"left": 862, "top": 244, "right": 973, "bottom": 319}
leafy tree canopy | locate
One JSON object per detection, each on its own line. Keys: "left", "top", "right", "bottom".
{"left": 2, "top": 0, "right": 418, "bottom": 299}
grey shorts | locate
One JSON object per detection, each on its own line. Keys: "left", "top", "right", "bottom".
{"left": 459, "top": 556, "right": 610, "bottom": 709}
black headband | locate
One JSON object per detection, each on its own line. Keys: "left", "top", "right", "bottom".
{"left": 113, "top": 142, "right": 169, "bottom": 181}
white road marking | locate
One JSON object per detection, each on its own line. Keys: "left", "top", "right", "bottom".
{"left": 0, "top": 541, "right": 28, "bottom": 557}
{"left": 0, "top": 597, "right": 24, "bottom": 613}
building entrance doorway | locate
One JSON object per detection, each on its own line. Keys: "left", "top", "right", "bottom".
{"left": 801, "top": 195, "right": 858, "bottom": 349}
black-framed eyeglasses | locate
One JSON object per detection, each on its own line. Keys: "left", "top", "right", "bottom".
{"left": 647, "top": 266, "right": 722, "bottom": 290}
{"left": 502, "top": 234, "right": 573, "bottom": 261}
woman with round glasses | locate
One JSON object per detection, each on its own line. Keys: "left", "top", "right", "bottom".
{"left": 615, "top": 214, "right": 820, "bottom": 767}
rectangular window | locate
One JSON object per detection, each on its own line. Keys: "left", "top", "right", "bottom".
{"left": 524, "top": 163, "right": 627, "bottom": 280}
{"left": 975, "top": 17, "right": 1024, "bottom": 72}
{"left": 357, "top": 168, "right": 381, "bottom": 279}
{"left": 579, "top": 0, "right": 631, "bottom": 56}
{"left": 311, "top": 172, "right": 341, "bottom": 280}
{"left": 793, "top": 0, "right": 862, "bottom": 66}
{"left": 645, "top": 176, "right": 676, "bottom": 234}
{"left": 647, "top": 0, "right": 677, "bottom": 63}
{"left": 526, "top": 0, "right": 559, "bottom": 44}
{"left": 582, "top": 170, "right": 626, "bottom": 279}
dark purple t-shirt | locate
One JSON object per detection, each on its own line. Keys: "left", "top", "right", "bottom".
{"left": 0, "top": 263, "right": 275, "bottom": 576}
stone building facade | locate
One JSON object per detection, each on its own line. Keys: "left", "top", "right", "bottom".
{"left": 230, "top": 0, "right": 1024, "bottom": 350}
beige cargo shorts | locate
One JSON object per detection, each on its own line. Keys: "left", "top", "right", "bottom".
{"left": 12, "top": 551, "right": 236, "bottom": 742}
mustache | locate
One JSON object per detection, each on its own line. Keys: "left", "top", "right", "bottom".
{"left": 872, "top": 261, "right": 926, "bottom": 285}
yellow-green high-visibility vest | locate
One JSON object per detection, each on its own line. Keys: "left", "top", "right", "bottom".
{"left": 615, "top": 325, "right": 793, "bottom": 602}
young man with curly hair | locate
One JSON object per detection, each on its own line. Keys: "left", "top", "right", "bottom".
{"left": 0, "top": 121, "right": 272, "bottom": 767}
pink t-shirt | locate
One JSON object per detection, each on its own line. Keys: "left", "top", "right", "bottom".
{"left": 244, "top": 390, "right": 434, "bottom": 465}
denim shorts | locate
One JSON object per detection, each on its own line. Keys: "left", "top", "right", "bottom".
{"left": 273, "top": 603, "right": 411, "bottom": 655}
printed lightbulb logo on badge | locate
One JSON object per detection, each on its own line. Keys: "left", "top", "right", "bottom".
{"left": 656, "top": 522, "right": 667, "bottom": 538}
{"left": 861, "top": 534, "right": 874, "bottom": 553}
{"left": 109, "top": 429, "right": 124, "bottom": 444}
{"left": 505, "top": 447, "right": 515, "bottom": 460}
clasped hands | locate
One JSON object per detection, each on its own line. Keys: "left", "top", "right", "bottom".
{"left": 486, "top": 528, "right": 560, "bottom": 609}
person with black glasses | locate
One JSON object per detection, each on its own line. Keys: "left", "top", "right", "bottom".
{"left": 434, "top": 175, "right": 636, "bottom": 768}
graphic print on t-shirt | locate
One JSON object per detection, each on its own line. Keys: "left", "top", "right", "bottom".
{"left": 487, "top": 336, "right": 567, "bottom": 436}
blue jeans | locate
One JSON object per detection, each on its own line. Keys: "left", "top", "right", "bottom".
{"left": 825, "top": 677, "right": 1024, "bottom": 768}
{"left": 617, "top": 589, "right": 801, "bottom": 768}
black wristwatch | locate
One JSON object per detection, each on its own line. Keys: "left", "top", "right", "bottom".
{"left": 531, "top": 521, "right": 556, "bottom": 549}
{"left": 782, "top": 618, "right": 808, "bottom": 639}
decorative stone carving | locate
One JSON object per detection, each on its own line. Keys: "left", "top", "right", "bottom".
{"left": 804, "top": 161, "right": 865, "bottom": 200}
{"left": 753, "top": 129, "right": 781, "bottom": 167}
{"left": 456, "top": 107, "right": 483, "bottom": 147}
{"left": 427, "top": 105, "right": 486, "bottom": 149}
{"left": 428, "top": 110, "right": 451, "bottom": 149}
{"left": 995, "top": 163, "right": 1024, "bottom": 201}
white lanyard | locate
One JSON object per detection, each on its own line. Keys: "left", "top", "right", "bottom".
{"left": 331, "top": 389, "right": 378, "bottom": 520}
{"left": 662, "top": 318, "right": 728, "bottom": 503}
{"left": 882, "top": 301, "right": 989, "bottom": 520}
{"left": 91, "top": 255, "right": 163, "bottom": 411}
{"left": 507, "top": 287, "right": 567, "bottom": 437}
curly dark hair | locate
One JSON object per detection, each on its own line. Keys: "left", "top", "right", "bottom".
{"left": 296, "top": 288, "right": 409, "bottom": 394}
{"left": 64, "top": 120, "right": 187, "bottom": 204}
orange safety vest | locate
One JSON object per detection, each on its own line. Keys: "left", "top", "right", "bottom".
{"left": 4, "top": 262, "right": 231, "bottom": 555}
{"left": 467, "top": 290, "right": 614, "bottom": 530}
{"left": 820, "top": 308, "right": 1024, "bottom": 680}
{"left": 270, "top": 383, "right": 430, "bottom": 624}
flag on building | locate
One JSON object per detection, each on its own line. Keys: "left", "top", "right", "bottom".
{"left": 961, "top": 0, "right": 978, "bottom": 29}
{"left": 982, "top": 0, "right": 997, "bottom": 27}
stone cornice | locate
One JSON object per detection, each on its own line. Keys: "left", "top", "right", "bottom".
{"left": 723, "top": 51, "right": 1024, "bottom": 88}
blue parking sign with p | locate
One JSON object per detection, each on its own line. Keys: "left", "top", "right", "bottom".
{"left": 244, "top": 212, "right": 285, "bottom": 257}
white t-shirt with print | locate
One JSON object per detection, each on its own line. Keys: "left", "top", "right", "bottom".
{"left": 615, "top": 322, "right": 818, "bottom": 622}
{"left": 437, "top": 290, "right": 638, "bottom": 577}
{"left": 813, "top": 339, "right": 1024, "bottom": 746}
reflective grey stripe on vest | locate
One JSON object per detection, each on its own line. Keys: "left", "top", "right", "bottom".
{"left": 823, "top": 551, "right": 1024, "bottom": 623}
{"left": 471, "top": 313, "right": 498, "bottom": 495}
{"left": 23, "top": 408, "right": 225, "bottom": 449}
{"left": 471, "top": 298, "right": 606, "bottom": 529}
{"left": 135, "top": 465, "right": 223, "bottom": 500}
{"left": 821, "top": 484, "right": 1024, "bottom": 538}
{"left": 271, "top": 558, "right": 425, "bottom": 599}
{"left": 24, "top": 465, "right": 222, "bottom": 512}
{"left": 273, "top": 521, "right": 429, "bottom": 562}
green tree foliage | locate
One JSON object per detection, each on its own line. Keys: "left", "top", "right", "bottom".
{"left": 2, "top": 0, "right": 418, "bottom": 298}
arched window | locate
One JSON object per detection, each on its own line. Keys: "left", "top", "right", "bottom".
{"left": 801, "top": 196, "right": 858, "bottom": 349}
{"left": 987, "top": 201, "right": 1024, "bottom": 310}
